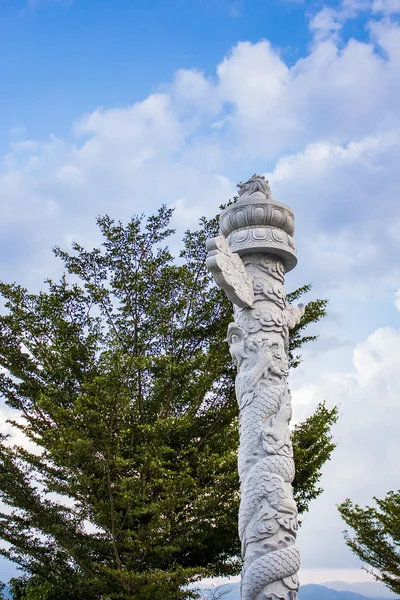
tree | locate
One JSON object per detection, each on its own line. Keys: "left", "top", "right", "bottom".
{"left": 0, "top": 207, "right": 335, "bottom": 600}
{"left": 287, "top": 284, "right": 328, "bottom": 369}
{"left": 292, "top": 402, "right": 338, "bottom": 515}
{"left": 338, "top": 491, "right": 400, "bottom": 595}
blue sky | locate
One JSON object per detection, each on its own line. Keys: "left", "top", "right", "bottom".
{"left": 0, "top": 0, "right": 307, "bottom": 140}
{"left": 0, "top": 0, "right": 370, "bottom": 144}
{"left": 1, "top": 0, "right": 400, "bottom": 587}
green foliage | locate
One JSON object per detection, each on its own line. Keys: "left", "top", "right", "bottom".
{"left": 338, "top": 491, "right": 400, "bottom": 595}
{"left": 292, "top": 403, "right": 339, "bottom": 515}
{"left": 287, "top": 285, "right": 328, "bottom": 369}
{"left": 0, "top": 207, "right": 335, "bottom": 599}
{"left": 0, "top": 582, "right": 7, "bottom": 600}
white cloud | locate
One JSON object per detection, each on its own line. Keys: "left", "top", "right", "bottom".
{"left": 10, "top": 140, "right": 39, "bottom": 153}
{"left": 267, "top": 131, "right": 400, "bottom": 294}
{"left": 3, "top": 17, "right": 398, "bottom": 249}
{"left": 1, "top": 10, "right": 399, "bottom": 371}
{"left": 0, "top": 402, "right": 39, "bottom": 456}
{"left": 9, "top": 126, "right": 27, "bottom": 136}
{"left": 372, "top": 0, "right": 400, "bottom": 13}
{"left": 293, "top": 325, "right": 400, "bottom": 568}
{"left": 342, "top": 0, "right": 373, "bottom": 12}
{"left": 309, "top": 8, "right": 343, "bottom": 42}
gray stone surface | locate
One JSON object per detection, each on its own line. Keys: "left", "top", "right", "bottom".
{"left": 206, "top": 175, "right": 303, "bottom": 600}
{"left": 199, "top": 583, "right": 400, "bottom": 600}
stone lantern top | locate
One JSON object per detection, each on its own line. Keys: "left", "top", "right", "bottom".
{"left": 237, "top": 173, "right": 274, "bottom": 200}
{"left": 219, "top": 174, "right": 298, "bottom": 272}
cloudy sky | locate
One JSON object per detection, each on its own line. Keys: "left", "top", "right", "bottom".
{"left": 1, "top": 0, "right": 400, "bottom": 586}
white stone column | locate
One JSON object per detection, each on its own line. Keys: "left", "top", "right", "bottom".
{"left": 206, "top": 175, "right": 304, "bottom": 600}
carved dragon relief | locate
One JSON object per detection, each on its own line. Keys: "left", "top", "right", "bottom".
{"left": 206, "top": 175, "right": 305, "bottom": 600}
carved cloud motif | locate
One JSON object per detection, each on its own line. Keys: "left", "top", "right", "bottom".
{"left": 206, "top": 236, "right": 254, "bottom": 308}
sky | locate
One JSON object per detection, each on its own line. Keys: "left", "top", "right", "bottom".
{"left": 1, "top": 0, "right": 400, "bottom": 587}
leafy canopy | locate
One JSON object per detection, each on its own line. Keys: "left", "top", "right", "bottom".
{"left": 0, "top": 207, "right": 336, "bottom": 599}
{"left": 339, "top": 491, "right": 400, "bottom": 595}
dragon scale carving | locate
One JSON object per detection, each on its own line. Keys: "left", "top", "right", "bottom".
{"left": 206, "top": 175, "right": 304, "bottom": 600}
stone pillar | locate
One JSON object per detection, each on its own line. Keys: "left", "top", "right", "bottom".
{"left": 206, "top": 175, "right": 304, "bottom": 600}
